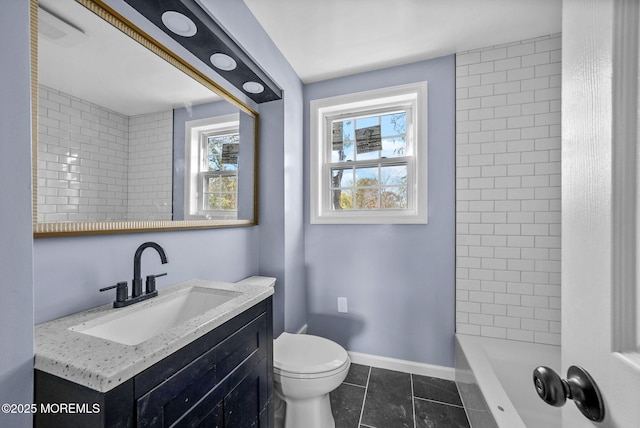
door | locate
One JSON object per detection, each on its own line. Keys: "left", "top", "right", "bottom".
{"left": 562, "top": 0, "right": 640, "bottom": 426}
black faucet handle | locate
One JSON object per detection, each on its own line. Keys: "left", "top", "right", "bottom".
{"left": 100, "top": 281, "right": 128, "bottom": 304}
{"left": 145, "top": 273, "right": 167, "bottom": 294}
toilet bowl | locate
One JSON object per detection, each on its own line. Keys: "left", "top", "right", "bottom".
{"left": 273, "top": 332, "right": 350, "bottom": 428}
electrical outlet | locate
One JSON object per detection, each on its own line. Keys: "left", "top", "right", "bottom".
{"left": 337, "top": 297, "right": 348, "bottom": 313}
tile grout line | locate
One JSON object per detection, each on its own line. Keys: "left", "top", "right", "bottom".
{"left": 356, "top": 366, "right": 373, "bottom": 428}
{"left": 342, "top": 381, "right": 367, "bottom": 389}
{"left": 342, "top": 367, "right": 470, "bottom": 428}
{"left": 413, "top": 395, "right": 466, "bottom": 409}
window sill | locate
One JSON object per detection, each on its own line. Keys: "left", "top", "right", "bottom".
{"left": 310, "top": 209, "right": 427, "bottom": 225}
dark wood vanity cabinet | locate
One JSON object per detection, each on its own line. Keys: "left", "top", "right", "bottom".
{"left": 35, "top": 298, "right": 273, "bottom": 428}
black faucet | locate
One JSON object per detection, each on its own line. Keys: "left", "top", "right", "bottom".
{"left": 132, "top": 242, "right": 168, "bottom": 298}
{"left": 100, "top": 242, "right": 168, "bottom": 308}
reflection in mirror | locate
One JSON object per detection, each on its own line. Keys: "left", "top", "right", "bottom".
{"left": 34, "top": 0, "right": 258, "bottom": 234}
{"left": 173, "top": 104, "right": 255, "bottom": 221}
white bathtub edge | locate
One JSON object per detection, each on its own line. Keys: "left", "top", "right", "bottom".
{"left": 456, "top": 334, "right": 527, "bottom": 428}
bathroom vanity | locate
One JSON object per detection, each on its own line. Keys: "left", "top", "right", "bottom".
{"left": 34, "top": 278, "right": 274, "bottom": 428}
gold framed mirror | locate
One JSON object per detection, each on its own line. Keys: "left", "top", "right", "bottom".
{"left": 32, "top": 0, "right": 260, "bottom": 237}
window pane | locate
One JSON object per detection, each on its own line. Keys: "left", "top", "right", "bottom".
{"left": 331, "top": 119, "right": 355, "bottom": 162}
{"left": 207, "top": 176, "right": 221, "bottom": 192}
{"left": 381, "top": 113, "right": 407, "bottom": 158}
{"left": 380, "top": 165, "right": 407, "bottom": 186}
{"left": 356, "top": 150, "right": 378, "bottom": 161}
{"left": 355, "top": 118, "right": 381, "bottom": 160}
{"left": 330, "top": 165, "right": 407, "bottom": 211}
{"left": 204, "top": 174, "right": 237, "bottom": 211}
{"left": 381, "top": 138, "right": 407, "bottom": 159}
{"left": 332, "top": 113, "right": 408, "bottom": 162}
{"left": 219, "top": 192, "right": 237, "bottom": 210}
{"left": 355, "top": 167, "right": 378, "bottom": 184}
{"left": 207, "top": 195, "right": 225, "bottom": 210}
{"left": 331, "top": 168, "right": 354, "bottom": 188}
{"left": 222, "top": 175, "right": 237, "bottom": 191}
{"left": 342, "top": 120, "right": 355, "bottom": 141}
{"left": 354, "top": 167, "right": 379, "bottom": 209}
{"left": 206, "top": 193, "right": 237, "bottom": 211}
{"left": 355, "top": 187, "right": 379, "bottom": 209}
{"left": 381, "top": 186, "right": 408, "bottom": 208}
{"left": 331, "top": 140, "right": 355, "bottom": 162}
{"left": 332, "top": 189, "right": 354, "bottom": 210}
{"left": 381, "top": 113, "right": 406, "bottom": 137}
{"left": 208, "top": 135, "right": 239, "bottom": 171}
{"left": 206, "top": 194, "right": 219, "bottom": 210}
{"left": 208, "top": 140, "right": 222, "bottom": 171}
{"left": 356, "top": 116, "right": 378, "bottom": 129}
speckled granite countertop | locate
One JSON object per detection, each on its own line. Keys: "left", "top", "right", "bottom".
{"left": 34, "top": 277, "right": 274, "bottom": 393}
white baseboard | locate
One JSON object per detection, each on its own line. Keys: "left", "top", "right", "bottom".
{"left": 289, "top": 329, "right": 454, "bottom": 380}
{"left": 347, "top": 351, "right": 455, "bottom": 381}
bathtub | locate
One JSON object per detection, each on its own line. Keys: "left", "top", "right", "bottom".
{"left": 455, "top": 334, "right": 561, "bottom": 428}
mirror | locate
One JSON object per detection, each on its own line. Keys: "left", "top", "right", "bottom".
{"left": 33, "top": 0, "right": 259, "bottom": 236}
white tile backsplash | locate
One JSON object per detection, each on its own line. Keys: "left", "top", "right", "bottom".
{"left": 456, "top": 34, "right": 562, "bottom": 346}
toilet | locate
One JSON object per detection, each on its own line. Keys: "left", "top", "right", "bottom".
{"left": 273, "top": 332, "right": 350, "bottom": 428}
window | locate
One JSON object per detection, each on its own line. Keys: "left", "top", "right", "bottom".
{"left": 202, "top": 131, "right": 239, "bottom": 211}
{"left": 184, "top": 114, "right": 239, "bottom": 220}
{"left": 310, "top": 82, "right": 427, "bottom": 224}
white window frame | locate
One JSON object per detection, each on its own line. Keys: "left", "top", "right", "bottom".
{"left": 310, "top": 82, "right": 428, "bottom": 224}
{"left": 184, "top": 114, "right": 239, "bottom": 220}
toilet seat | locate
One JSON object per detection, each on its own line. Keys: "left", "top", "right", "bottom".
{"left": 274, "top": 333, "right": 349, "bottom": 379}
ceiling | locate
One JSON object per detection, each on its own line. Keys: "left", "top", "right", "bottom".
{"left": 242, "top": 0, "right": 562, "bottom": 83}
{"left": 39, "top": 0, "right": 562, "bottom": 114}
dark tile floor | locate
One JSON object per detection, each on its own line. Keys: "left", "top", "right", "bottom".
{"left": 330, "top": 364, "right": 470, "bottom": 428}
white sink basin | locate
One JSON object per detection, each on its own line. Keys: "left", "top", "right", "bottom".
{"left": 70, "top": 287, "right": 241, "bottom": 345}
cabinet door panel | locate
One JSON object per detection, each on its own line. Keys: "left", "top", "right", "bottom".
{"left": 172, "top": 400, "right": 224, "bottom": 428}
{"left": 223, "top": 357, "right": 268, "bottom": 428}
{"left": 171, "top": 357, "right": 269, "bottom": 428}
{"left": 138, "top": 313, "right": 266, "bottom": 427}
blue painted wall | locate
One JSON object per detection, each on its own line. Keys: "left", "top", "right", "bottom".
{"left": 0, "top": 1, "right": 34, "bottom": 426}
{"left": 199, "top": 0, "right": 307, "bottom": 334}
{"left": 303, "top": 56, "right": 457, "bottom": 367}
{"left": 33, "top": 230, "right": 259, "bottom": 323}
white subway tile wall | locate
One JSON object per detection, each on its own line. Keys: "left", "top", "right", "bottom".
{"left": 128, "top": 111, "right": 173, "bottom": 221}
{"left": 456, "top": 34, "right": 561, "bottom": 346}
{"left": 38, "top": 86, "right": 172, "bottom": 223}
